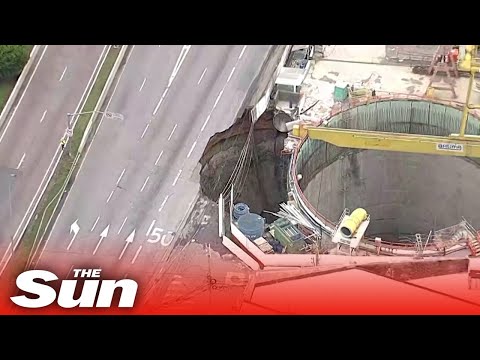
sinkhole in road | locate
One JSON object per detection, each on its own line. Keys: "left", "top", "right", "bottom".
{"left": 198, "top": 109, "right": 289, "bottom": 223}
{"left": 296, "top": 99, "right": 480, "bottom": 244}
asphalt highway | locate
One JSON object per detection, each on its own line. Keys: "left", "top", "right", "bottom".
{"left": 34, "top": 45, "right": 272, "bottom": 282}
{"left": 0, "top": 45, "right": 108, "bottom": 274}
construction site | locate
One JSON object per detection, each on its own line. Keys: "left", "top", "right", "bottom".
{"left": 147, "top": 45, "right": 480, "bottom": 313}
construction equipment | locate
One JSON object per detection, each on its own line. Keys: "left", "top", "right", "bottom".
{"left": 292, "top": 45, "right": 480, "bottom": 158}
{"left": 425, "top": 45, "right": 459, "bottom": 98}
{"left": 332, "top": 208, "right": 371, "bottom": 255}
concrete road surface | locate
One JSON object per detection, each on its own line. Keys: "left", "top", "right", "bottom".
{"left": 35, "top": 45, "right": 272, "bottom": 284}
{"left": 0, "top": 45, "right": 108, "bottom": 273}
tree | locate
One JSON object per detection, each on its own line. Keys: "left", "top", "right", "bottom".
{"left": 0, "top": 45, "right": 29, "bottom": 81}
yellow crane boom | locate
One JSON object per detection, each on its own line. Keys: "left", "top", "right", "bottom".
{"left": 293, "top": 45, "right": 480, "bottom": 157}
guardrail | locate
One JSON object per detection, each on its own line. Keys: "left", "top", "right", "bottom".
{"left": 0, "top": 45, "right": 42, "bottom": 129}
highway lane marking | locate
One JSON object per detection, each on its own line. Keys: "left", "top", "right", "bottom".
{"left": 93, "top": 238, "right": 103, "bottom": 255}
{"left": 16, "top": 153, "right": 26, "bottom": 169}
{"left": 40, "top": 110, "right": 47, "bottom": 123}
{"left": 140, "top": 176, "right": 150, "bottom": 192}
{"left": 227, "top": 67, "right": 236, "bottom": 83}
{"left": 0, "top": 45, "right": 49, "bottom": 145}
{"left": 187, "top": 141, "right": 197, "bottom": 158}
{"left": 239, "top": 45, "right": 247, "bottom": 60}
{"left": 90, "top": 216, "right": 100, "bottom": 232}
{"left": 2, "top": 118, "right": 60, "bottom": 267}
{"left": 59, "top": 66, "right": 68, "bottom": 81}
{"left": 67, "top": 265, "right": 75, "bottom": 278}
{"left": 131, "top": 245, "right": 143, "bottom": 264}
{"left": 198, "top": 67, "right": 207, "bottom": 85}
{"left": 146, "top": 219, "right": 156, "bottom": 236}
{"left": 169, "top": 45, "right": 191, "bottom": 87}
{"left": 141, "top": 122, "right": 150, "bottom": 139}
{"left": 139, "top": 77, "right": 147, "bottom": 92}
{"left": 213, "top": 89, "right": 224, "bottom": 109}
{"left": 106, "top": 189, "right": 115, "bottom": 203}
{"left": 167, "top": 124, "right": 177, "bottom": 141}
{"left": 116, "top": 168, "right": 126, "bottom": 185}
{"left": 172, "top": 170, "right": 182, "bottom": 187}
{"left": 158, "top": 195, "right": 169, "bottom": 212}
{"left": 28, "top": 46, "right": 119, "bottom": 268}
{"left": 153, "top": 45, "right": 191, "bottom": 116}
{"left": 155, "top": 150, "right": 164, "bottom": 166}
{"left": 153, "top": 88, "right": 168, "bottom": 116}
{"left": 197, "top": 45, "right": 248, "bottom": 136}
{"left": 200, "top": 114, "right": 211, "bottom": 132}
{"left": 118, "top": 216, "right": 128, "bottom": 234}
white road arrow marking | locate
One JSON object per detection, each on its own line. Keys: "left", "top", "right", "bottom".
{"left": 67, "top": 220, "right": 80, "bottom": 250}
{"left": 93, "top": 225, "right": 109, "bottom": 255}
{"left": 119, "top": 229, "right": 135, "bottom": 260}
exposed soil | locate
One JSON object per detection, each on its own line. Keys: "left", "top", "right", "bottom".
{"left": 198, "top": 108, "right": 289, "bottom": 223}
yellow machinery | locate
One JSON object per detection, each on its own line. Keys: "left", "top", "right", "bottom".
{"left": 339, "top": 208, "right": 368, "bottom": 238}
{"left": 292, "top": 45, "right": 480, "bottom": 157}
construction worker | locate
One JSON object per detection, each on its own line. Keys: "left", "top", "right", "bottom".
{"left": 60, "top": 138, "right": 66, "bottom": 151}
{"left": 449, "top": 46, "right": 459, "bottom": 64}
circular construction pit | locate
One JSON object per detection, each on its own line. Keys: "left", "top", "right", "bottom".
{"left": 294, "top": 99, "right": 480, "bottom": 243}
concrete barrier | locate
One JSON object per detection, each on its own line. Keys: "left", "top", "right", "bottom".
{"left": 0, "top": 45, "right": 42, "bottom": 130}
{"left": 250, "top": 45, "right": 292, "bottom": 122}
{"left": 77, "top": 45, "right": 128, "bottom": 154}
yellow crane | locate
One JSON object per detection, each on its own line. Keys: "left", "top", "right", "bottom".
{"left": 292, "top": 46, "right": 480, "bottom": 157}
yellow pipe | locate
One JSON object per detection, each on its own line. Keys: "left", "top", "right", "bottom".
{"left": 340, "top": 208, "right": 367, "bottom": 238}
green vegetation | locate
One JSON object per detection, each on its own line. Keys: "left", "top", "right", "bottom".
{"left": 0, "top": 45, "right": 34, "bottom": 113}
{"left": 0, "top": 45, "right": 30, "bottom": 80}
{"left": 9, "top": 46, "right": 121, "bottom": 277}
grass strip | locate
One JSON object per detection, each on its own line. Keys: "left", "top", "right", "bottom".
{"left": 0, "top": 45, "right": 34, "bottom": 113}
{"left": 9, "top": 46, "right": 120, "bottom": 274}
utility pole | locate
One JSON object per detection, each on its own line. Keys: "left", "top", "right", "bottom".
{"left": 63, "top": 110, "right": 123, "bottom": 157}
{"left": 64, "top": 113, "right": 75, "bottom": 157}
